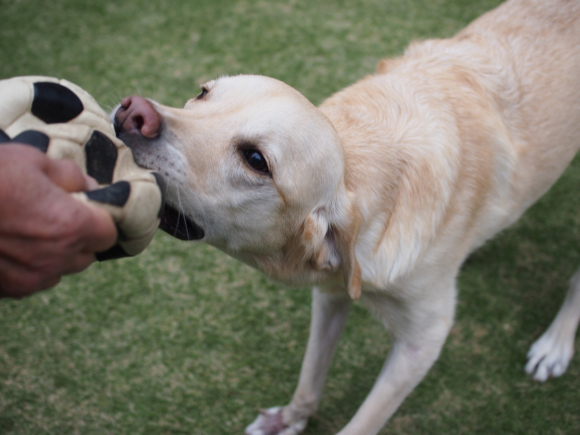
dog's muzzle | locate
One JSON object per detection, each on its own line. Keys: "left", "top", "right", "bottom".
{"left": 113, "top": 96, "right": 205, "bottom": 241}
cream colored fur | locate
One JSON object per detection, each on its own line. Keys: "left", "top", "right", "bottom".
{"left": 119, "top": 1, "right": 580, "bottom": 433}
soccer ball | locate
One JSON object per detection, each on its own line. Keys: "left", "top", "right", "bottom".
{"left": 0, "top": 76, "right": 166, "bottom": 260}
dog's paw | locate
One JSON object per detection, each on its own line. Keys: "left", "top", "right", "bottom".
{"left": 525, "top": 328, "right": 574, "bottom": 382}
{"left": 245, "top": 407, "right": 307, "bottom": 435}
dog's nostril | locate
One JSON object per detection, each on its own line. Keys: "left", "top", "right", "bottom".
{"left": 116, "top": 95, "right": 162, "bottom": 138}
{"left": 132, "top": 115, "right": 144, "bottom": 131}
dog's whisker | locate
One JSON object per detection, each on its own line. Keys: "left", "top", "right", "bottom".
{"left": 104, "top": 89, "right": 125, "bottom": 113}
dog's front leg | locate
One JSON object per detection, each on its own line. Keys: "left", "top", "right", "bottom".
{"left": 334, "top": 284, "right": 456, "bottom": 435}
{"left": 526, "top": 266, "right": 580, "bottom": 381}
{"left": 245, "top": 287, "right": 352, "bottom": 435}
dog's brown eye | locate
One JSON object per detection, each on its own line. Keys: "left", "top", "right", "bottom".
{"left": 243, "top": 149, "right": 270, "bottom": 174}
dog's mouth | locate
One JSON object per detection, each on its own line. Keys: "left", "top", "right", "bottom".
{"left": 112, "top": 102, "right": 205, "bottom": 241}
{"left": 160, "top": 204, "right": 205, "bottom": 241}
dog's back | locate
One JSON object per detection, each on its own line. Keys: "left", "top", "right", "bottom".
{"left": 457, "top": 0, "right": 580, "bottom": 208}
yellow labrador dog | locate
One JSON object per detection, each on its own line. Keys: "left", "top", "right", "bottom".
{"left": 113, "top": 0, "right": 580, "bottom": 433}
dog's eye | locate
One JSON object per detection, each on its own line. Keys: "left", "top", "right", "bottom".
{"left": 243, "top": 149, "right": 270, "bottom": 174}
{"left": 195, "top": 86, "right": 209, "bottom": 100}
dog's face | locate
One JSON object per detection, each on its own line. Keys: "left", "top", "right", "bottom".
{"left": 115, "top": 75, "right": 361, "bottom": 293}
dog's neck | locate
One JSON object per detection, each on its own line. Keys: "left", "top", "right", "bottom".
{"left": 317, "top": 60, "right": 505, "bottom": 288}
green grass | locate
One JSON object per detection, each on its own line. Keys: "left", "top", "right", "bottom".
{"left": 1, "top": 0, "right": 579, "bottom": 433}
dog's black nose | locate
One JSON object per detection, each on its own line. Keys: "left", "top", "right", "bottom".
{"left": 114, "top": 95, "right": 162, "bottom": 138}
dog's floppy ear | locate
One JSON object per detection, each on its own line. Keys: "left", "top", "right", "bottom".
{"left": 296, "top": 205, "right": 362, "bottom": 300}
{"left": 335, "top": 209, "right": 362, "bottom": 300}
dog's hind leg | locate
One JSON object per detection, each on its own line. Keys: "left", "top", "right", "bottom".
{"left": 526, "top": 267, "right": 580, "bottom": 381}
{"left": 245, "top": 287, "right": 352, "bottom": 435}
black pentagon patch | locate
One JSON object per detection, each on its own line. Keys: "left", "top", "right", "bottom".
{"left": 86, "top": 181, "right": 131, "bottom": 207}
{"left": 85, "top": 130, "right": 118, "bottom": 184}
{"left": 32, "top": 82, "right": 84, "bottom": 124}
{"left": 151, "top": 172, "right": 167, "bottom": 218}
{"left": 12, "top": 130, "right": 50, "bottom": 153}
{"left": 96, "top": 244, "right": 133, "bottom": 261}
{"left": 0, "top": 129, "right": 10, "bottom": 143}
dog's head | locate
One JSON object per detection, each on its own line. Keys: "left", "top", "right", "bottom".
{"left": 114, "top": 75, "right": 361, "bottom": 298}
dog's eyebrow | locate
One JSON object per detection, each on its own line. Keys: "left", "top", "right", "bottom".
{"left": 231, "top": 135, "right": 264, "bottom": 151}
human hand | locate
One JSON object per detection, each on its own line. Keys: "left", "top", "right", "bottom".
{"left": 0, "top": 76, "right": 166, "bottom": 262}
{"left": 0, "top": 144, "right": 117, "bottom": 298}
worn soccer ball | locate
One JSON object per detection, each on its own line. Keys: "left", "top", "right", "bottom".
{"left": 0, "top": 76, "right": 166, "bottom": 260}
